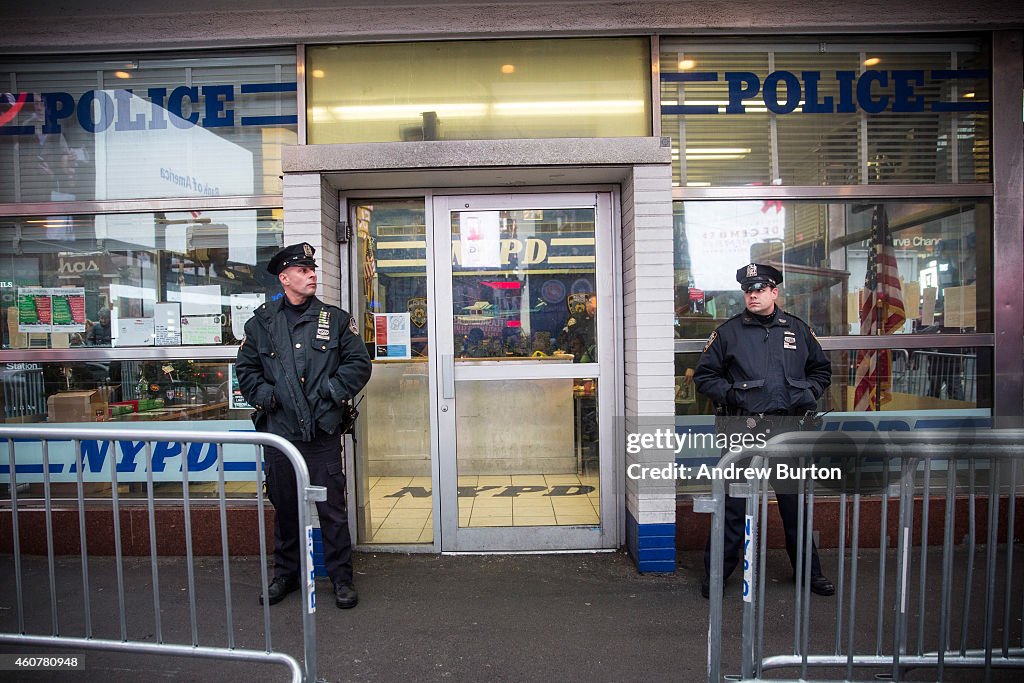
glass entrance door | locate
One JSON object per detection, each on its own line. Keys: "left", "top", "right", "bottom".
{"left": 432, "top": 193, "right": 616, "bottom": 551}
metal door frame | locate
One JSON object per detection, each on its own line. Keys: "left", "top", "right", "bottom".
{"left": 429, "top": 191, "right": 617, "bottom": 551}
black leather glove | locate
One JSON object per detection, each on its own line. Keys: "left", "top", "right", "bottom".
{"left": 319, "top": 378, "right": 340, "bottom": 404}
{"left": 726, "top": 388, "right": 738, "bottom": 406}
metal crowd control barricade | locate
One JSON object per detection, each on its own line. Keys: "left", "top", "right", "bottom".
{"left": 698, "top": 428, "right": 1024, "bottom": 682}
{"left": 0, "top": 426, "right": 325, "bottom": 683}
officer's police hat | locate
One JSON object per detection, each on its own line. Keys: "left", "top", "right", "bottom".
{"left": 736, "top": 262, "right": 783, "bottom": 292}
{"left": 267, "top": 242, "right": 318, "bottom": 275}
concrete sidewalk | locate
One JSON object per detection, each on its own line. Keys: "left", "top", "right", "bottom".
{"left": 1, "top": 549, "right": 703, "bottom": 682}
{"left": 0, "top": 548, "right": 1017, "bottom": 682}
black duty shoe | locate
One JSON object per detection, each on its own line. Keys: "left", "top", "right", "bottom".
{"left": 334, "top": 582, "right": 359, "bottom": 609}
{"left": 259, "top": 575, "right": 300, "bottom": 606}
{"left": 700, "top": 575, "right": 710, "bottom": 599}
{"left": 809, "top": 575, "right": 836, "bottom": 596}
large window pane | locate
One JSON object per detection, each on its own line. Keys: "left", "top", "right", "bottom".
{"left": 451, "top": 207, "right": 598, "bottom": 362}
{"left": 1, "top": 359, "right": 258, "bottom": 500}
{"left": 0, "top": 209, "right": 283, "bottom": 349}
{"left": 1, "top": 359, "right": 252, "bottom": 423}
{"left": 0, "top": 50, "right": 297, "bottom": 203}
{"left": 307, "top": 38, "right": 650, "bottom": 144}
{"left": 352, "top": 199, "right": 432, "bottom": 544}
{"left": 660, "top": 36, "right": 990, "bottom": 186}
{"left": 673, "top": 346, "right": 991, "bottom": 495}
{"left": 455, "top": 378, "right": 600, "bottom": 528}
{"left": 673, "top": 199, "right": 990, "bottom": 339}
{"left": 675, "top": 346, "right": 990, "bottom": 418}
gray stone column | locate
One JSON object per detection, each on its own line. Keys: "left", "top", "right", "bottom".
{"left": 283, "top": 173, "right": 341, "bottom": 307}
{"left": 621, "top": 163, "right": 677, "bottom": 572}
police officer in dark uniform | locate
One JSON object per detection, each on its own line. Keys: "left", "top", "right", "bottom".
{"left": 693, "top": 263, "right": 835, "bottom": 598}
{"left": 558, "top": 292, "right": 597, "bottom": 362}
{"left": 236, "top": 242, "right": 372, "bottom": 609}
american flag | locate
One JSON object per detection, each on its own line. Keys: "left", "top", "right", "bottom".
{"left": 854, "top": 204, "right": 906, "bottom": 411}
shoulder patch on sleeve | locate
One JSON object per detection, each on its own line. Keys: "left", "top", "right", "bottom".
{"left": 348, "top": 315, "right": 360, "bottom": 336}
{"left": 703, "top": 330, "right": 718, "bottom": 353}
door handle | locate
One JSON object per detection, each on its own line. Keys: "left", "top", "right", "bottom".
{"left": 442, "top": 354, "right": 455, "bottom": 400}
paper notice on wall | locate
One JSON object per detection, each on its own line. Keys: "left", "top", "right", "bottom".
{"left": 17, "top": 287, "right": 85, "bottom": 333}
{"left": 921, "top": 287, "right": 937, "bottom": 326}
{"left": 230, "top": 293, "right": 263, "bottom": 339}
{"left": 373, "top": 312, "right": 411, "bottom": 359}
{"left": 165, "top": 222, "right": 188, "bottom": 254}
{"left": 181, "top": 284, "right": 222, "bottom": 316}
{"left": 17, "top": 287, "right": 52, "bottom": 332}
{"left": 684, "top": 201, "right": 786, "bottom": 292}
{"left": 459, "top": 211, "right": 501, "bottom": 268}
{"left": 229, "top": 364, "right": 252, "bottom": 410}
{"left": 94, "top": 212, "right": 157, "bottom": 249}
{"left": 847, "top": 292, "right": 861, "bottom": 331}
{"left": 154, "top": 302, "right": 182, "bottom": 345}
{"left": 943, "top": 285, "right": 976, "bottom": 329}
{"left": 226, "top": 210, "right": 259, "bottom": 266}
{"left": 902, "top": 281, "right": 920, "bottom": 322}
{"left": 50, "top": 287, "right": 87, "bottom": 333}
{"left": 115, "top": 317, "right": 155, "bottom": 346}
{"left": 181, "top": 314, "right": 223, "bottom": 345}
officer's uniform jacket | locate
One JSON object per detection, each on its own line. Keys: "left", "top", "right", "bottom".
{"left": 236, "top": 296, "right": 372, "bottom": 442}
{"left": 693, "top": 307, "right": 830, "bottom": 416}
{"left": 558, "top": 312, "right": 596, "bottom": 362}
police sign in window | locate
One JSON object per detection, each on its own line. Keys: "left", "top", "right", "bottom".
{"left": 0, "top": 50, "right": 298, "bottom": 203}
{"left": 660, "top": 37, "right": 990, "bottom": 187}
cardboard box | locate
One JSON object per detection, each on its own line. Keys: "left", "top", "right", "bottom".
{"left": 47, "top": 390, "right": 109, "bottom": 423}
{"left": 95, "top": 384, "right": 120, "bottom": 405}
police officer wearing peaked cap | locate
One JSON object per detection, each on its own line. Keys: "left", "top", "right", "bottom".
{"left": 236, "top": 242, "right": 372, "bottom": 609}
{"left": 693, "top": 262, "right": 835, "bottom": 599}
{"left": 558, "top": 292, "right": 597, "bottom": 363}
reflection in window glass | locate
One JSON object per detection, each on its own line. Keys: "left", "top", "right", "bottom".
{"left": 451, "top": 208, "right": 598, "bottom": 362}
{"left": 660, "top": 36, "right": 990, "bottom": 186}
{"left": 827, "top": 346, "right": 990, "bottom": 410}
{"left": 455, "top": 378, "right": 600, "bottom": 528}
{"left": 307, "top": 38, "right": 650, "bottom": 144}
{"left": 673, "top": 199, "right": 990, "bottom": 339}
{"left": 675, "top": 345, "right": 990, "bottom": 416}
{"left": 1, "top": 360, "right": 258, "bottom": 500}
{"left": 0, "top": 50, "right": 298, "bottom": 203}
{"left": 1, "top": 359, "right": 254, "bottom": 423}
{"left": 352, "top": 199, "right": 432, "bottom": 544}
{"left": 673, "top": 346, "right": 990, "bottom": 495}
{"left": 0, "top": 209, "right": 283, "bottom": 349}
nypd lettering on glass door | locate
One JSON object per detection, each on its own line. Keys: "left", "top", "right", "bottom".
{"left": 661, "top": 70, "right": 989, "bottom": 115}
{"left": 0, "top": 83, "right": 297, "bottom": 136}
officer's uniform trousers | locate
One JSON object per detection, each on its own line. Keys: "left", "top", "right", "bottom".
{"left": 265, "top": 428, "right": 352, "bottom": 584}
{"left": 703, "top": 414, "right": 824, "bottom": 581}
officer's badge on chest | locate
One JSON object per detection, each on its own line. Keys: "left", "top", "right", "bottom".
{"left": 316, "top": 310, "right": 331, "bottom": 341}
{"left": 783, "top": 330, "right": 797, "bottom": 350}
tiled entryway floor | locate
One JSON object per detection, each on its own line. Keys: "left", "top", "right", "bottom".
{"left": 360, "top": 473, "right": 601, "bottom": 544}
